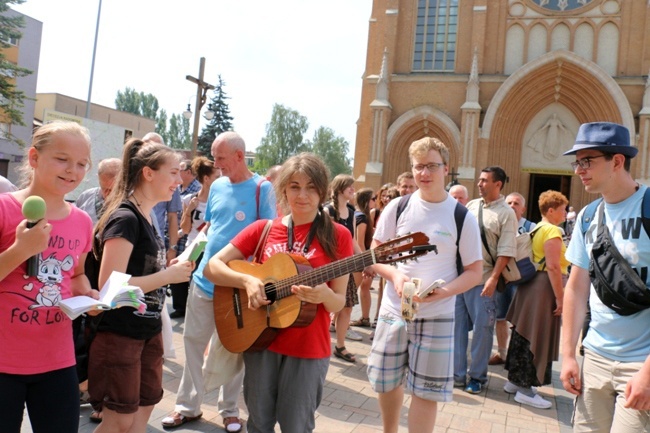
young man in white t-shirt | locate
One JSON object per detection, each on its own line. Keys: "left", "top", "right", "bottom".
{"left": 367, "top": 137, "right": 483, "bottom": 433}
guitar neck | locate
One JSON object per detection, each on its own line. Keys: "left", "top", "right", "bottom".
{"left": 272, "top": 251, "right": 376, "bottom": 300}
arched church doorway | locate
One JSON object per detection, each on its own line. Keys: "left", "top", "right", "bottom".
{"left": 527, "top": 173, "right": 572, "bottom": 223}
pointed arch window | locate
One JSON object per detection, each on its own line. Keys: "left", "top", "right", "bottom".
{"left": 413, "top": 0, "right": 458, "bottom": 72}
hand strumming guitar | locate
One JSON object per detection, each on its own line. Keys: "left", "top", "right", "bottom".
{"left": 244, "top": 274, "right": 270, "bottom": 310}
{"left": 291, "top": 283, "right": 332, "bottom": 305}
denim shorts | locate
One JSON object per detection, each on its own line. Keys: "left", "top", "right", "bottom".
{"left": 495, "top": 282, "right": 517, "bottom": 320}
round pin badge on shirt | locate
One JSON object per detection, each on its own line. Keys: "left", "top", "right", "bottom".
{"left": 235, "top": 211, "right": 245, "bottom": 221}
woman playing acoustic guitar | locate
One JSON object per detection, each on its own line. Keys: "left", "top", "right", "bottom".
{"left": 204, "top": 153, "right": 354, "bottom": 433}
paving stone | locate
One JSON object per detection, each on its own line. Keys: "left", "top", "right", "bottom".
{"left": 21, "top": 285, "right": 568, "bottom": 433}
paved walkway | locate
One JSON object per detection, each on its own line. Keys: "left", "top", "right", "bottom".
{"left": 24, "top": 286, "right": 576, "bottom": 433}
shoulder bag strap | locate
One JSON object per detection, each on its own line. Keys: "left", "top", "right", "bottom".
{"left": 454, "top": 201, "right": 467, "bottom": 275}
{"left": 255, "top": 178, "right": 269, "bottom": 220}
{"left": 478, "top": 204, "right": 496, "bottom": 266}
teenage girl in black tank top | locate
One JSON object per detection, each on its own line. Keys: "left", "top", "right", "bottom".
{"left": 324, "top": 174, "right": 361, "bottom": 362}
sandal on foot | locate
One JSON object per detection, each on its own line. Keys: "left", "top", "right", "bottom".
{"left": 79, "top": 390, "right": 90, "bottom": 405}
{"left": 161, "top": 412, "right": 203, "bottom": 429}
{"left": 350, "top": 317, "right": 371, "bottom": 327}
{"left": 223, "top": 416, "right": 243, "bottom": 433}
{"left": 334, "top": 346, "right": 356, "bottom": 363}
{"left": 89, "top": 410, "right": 103, "bottom": 423}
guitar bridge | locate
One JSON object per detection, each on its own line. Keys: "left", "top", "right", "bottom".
{"left": 233, "top": 289, "right": 243, "bottom": 329}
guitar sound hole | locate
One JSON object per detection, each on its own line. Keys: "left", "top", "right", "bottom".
{"left": 264, "top": 283, "right": 277, "bottom": 304}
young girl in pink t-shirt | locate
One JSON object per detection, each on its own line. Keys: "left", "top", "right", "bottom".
{"left": 0, "top": 121, "right": 96, "bottom": 433}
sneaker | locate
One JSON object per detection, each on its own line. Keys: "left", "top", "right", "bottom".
{"left": 464, "top": 379, "right": 482, "bottom": 394}
{"left": 514, "top": 391, "right": 552, "bottom": 409}
{"left": 504, "top": 382, "right": 537, "bottom": 395}
{"left": 454, "top": 380, "right": 466, "bottom": 388}
{"left": 346, "top": 328, "right": 363, "bottom": 341}
{"left": 503, "top": 381, "right": 518, "bottom": 394}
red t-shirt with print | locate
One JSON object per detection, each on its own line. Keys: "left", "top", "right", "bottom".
{"left": 231, "top": 217, "right": 353, "bottom": 358}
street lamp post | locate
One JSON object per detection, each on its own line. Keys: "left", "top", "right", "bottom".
{"left": 186, "top": 57, "right": 215, "bottom": 157}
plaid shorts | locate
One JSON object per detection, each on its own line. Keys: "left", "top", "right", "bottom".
{"left": 367, "top": 309, "right": 454, "bottom": 402}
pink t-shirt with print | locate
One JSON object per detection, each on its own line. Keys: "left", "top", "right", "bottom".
{"left": 0, "top": 194, "right": 93, "bottom": 374}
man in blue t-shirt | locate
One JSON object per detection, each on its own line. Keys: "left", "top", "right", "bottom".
{"left": 561, "top": 122, "right": 650, "bottom": 431}
{"left": 162, "top": 132, "right": 276, "bottom": 432}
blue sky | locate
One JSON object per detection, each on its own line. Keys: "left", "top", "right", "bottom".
{"left": 13, "top": 1, "right": 372, "bottom": 157}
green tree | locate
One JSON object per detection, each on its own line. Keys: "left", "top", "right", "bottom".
{"left": 307, "top": 126, "right": 352, "bottom": 177}
{"left": 198, "top": 75, "right": 234, "bottom": 156}
{"left": 167, "top": 113, "right": 191, "bottom": 149}
{"left": 115, "top": 87, "right": 159, "bottom": 120}
{"left": 156, "top": 108, "right": 169, "bottom": 144}
{"left": 0, "top": 0, "right": 34, "bottom": 144}
{"left": 115, "top": 88, "right": 191, "bottom": 147}
{"left": 255, "top": 104, "right": 309, "bottom": 173}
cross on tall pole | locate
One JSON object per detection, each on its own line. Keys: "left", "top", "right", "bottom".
{"left": 446, "top": 167, "right": 461, "bottom": 191}
{"left": 186, "top": 57, "right": 215, "bottom": 157}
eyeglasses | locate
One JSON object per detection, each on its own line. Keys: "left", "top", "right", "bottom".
{"left": 411, "top": 162, "right": 445, "bottom": 173}
{"left": 570, "top": 155, "right": 608, "bottom": 171}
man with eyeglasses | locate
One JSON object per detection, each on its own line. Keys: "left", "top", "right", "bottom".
{"left": 368, "top": 137, "right": 483, "bottom": 433}
{"left": 560, "top": 122, "right": 650, "bottom": 431}
{"left": 455, "top": 166, "right": 518, "bottom": 395}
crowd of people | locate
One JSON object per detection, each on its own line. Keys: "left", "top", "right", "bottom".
{"left": 0, "top": 120, "right": 648, "bottom": 433}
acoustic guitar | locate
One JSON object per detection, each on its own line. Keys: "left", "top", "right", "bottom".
{"left": 213, "top": 232, "right": 436, "bottom": 353}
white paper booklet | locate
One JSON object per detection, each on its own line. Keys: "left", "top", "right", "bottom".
{"left": 59, "top": 271, "right": 146, "bottom": 320}
{"left": 177, "top": 231, "right": 208, "bottom": 262}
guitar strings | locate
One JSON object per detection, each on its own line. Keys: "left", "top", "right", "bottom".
{"left": 263, "top": 251, "right": 376, "bottom": 298}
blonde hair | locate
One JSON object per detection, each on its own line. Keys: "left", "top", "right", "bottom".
{"left": 18, "top": 121, "right": 92, "bottom": 187}
{"left": 408, "top": 137, "right": 449, "bottom": 166}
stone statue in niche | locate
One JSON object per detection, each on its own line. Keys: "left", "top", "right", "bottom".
{"left": 526, "top": 113, "right": 573, "bottom": 160}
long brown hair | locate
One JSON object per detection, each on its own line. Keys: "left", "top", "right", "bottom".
{"left": 275, "top": 153, "right": 338, "bottom": 260}
{"left": 327, "top": 174, "right": 354, "bottom": 220}
{"left": 355, "top": 188, "right": 374, "bottom": 249}
{"left": 93, "top": 138, "right": 178, "bottom": 256}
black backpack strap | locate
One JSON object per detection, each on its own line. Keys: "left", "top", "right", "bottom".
{"left": 395, "top": 193, "right": 412, "bottom": 225}
{"left": 454, "top": 201, "right": 467, "bottom": 275}
{"left": 642, "top": 187, "right": 650, "bottom": 237}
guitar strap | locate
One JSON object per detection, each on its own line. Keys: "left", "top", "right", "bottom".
{"left": 253, "top": 220, "right": 273, "bottom": 264}
{"left": 287, "top": 213, "right": 320, "bottom": 254}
